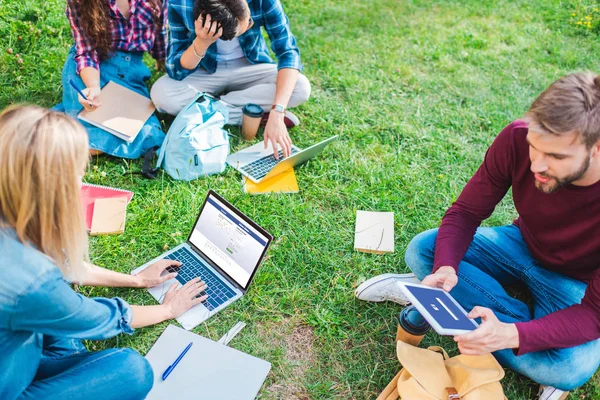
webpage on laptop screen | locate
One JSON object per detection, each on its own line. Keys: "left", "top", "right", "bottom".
{"left": 189, "top": 195, "right": 268, "bottom": 288}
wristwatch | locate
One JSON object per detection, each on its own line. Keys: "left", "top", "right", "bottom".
{"left": 271, "top": 103, "right": 286, "bottom": 113}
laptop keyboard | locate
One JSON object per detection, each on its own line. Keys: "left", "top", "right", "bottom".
{"left": 241, "top": 148, "right": 300, "bottom": 180}
{"left": 164, "top": 247, "right": 237, "bottom": 311}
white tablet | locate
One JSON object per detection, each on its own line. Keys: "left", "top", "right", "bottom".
{"left": 398, "top": 282, "right": 478, "bottom": 335}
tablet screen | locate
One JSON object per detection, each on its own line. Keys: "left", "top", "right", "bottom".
{"left": 404, "top": 285, "right": 477, "bottom": 331}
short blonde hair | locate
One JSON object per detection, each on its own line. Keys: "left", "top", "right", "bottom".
{"left": 0, "top": 105, "right": 90, "bottom": 282}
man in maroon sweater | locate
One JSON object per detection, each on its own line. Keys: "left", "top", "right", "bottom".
{"left": 355, "top": 73, "right": 600, "bottom": 398}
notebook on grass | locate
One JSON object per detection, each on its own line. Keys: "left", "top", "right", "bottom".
{"left": 354, "top": 210, "right": 394, "bottom": 254}
{"left": 80, "top": 183, "right": 134, "bottom": 231}
{"left": 78, "top": 81, "right": 155, "bottom": 142}
{"left": 90, "top": 197, "right": 128, "bottom": 236}
{"left": 243, "top": 168, "right": 299, "bottom": 194}
{"left": 145, "top": 325, "right": 271, "bottom": 400}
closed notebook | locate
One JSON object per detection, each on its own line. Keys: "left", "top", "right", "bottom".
{"left": 243, "top": 168, "right": 299, "bottom": 194}
{"left": 78, "top": 81, "right": 155, "bottom": 143}
{"left": 90, "top": 197, "right": 127, "bottom": 236}
{"left": 145, "top": 325, "right": 271, "bottom": 400}
{"left": 80, "top": 183, "right": 134, "bottom": 231}
{"left": 354, "top": 210, "right": 395, "bottom": 254}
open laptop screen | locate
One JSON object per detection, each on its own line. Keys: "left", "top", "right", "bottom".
{"left": 188, "top": 192, "right": 270, "bottom": 289}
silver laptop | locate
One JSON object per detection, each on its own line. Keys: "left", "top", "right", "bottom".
{"left": 132, "top": 190, "right": 273, "bottom": 330}
{"left": 226, "top": 135, "right": 338, "bottom": 183}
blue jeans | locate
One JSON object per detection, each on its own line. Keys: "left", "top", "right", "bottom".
{"left": 405, "top": 225, "right": 600, "bottom": 391}
{"left": 54, "top": 48, "right": 165, "bottom": 159}
{"left": 17, "top": 336, "right": 153, "bottom": 400}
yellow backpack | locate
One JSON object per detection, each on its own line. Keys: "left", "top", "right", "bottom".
{"left": 378, "top": 341, "right": 507, "bottom": 400}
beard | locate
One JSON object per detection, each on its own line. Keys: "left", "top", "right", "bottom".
{"left": 535, "top": 156, "right": 591, "bottom": 194}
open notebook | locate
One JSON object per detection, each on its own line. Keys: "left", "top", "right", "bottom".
{"left": 78, "top": 81, "right": 155, "bottom": 143}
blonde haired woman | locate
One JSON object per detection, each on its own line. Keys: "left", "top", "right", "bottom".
{"left": 0, "top": 105, "right": 207, "bottom": 400}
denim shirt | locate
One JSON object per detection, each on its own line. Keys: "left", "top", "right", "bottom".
{"left": 0, "top": 229, "right": 134, "bottom": 399}
{"left": 166, "top": 0, "right": 302, "bottom": 80}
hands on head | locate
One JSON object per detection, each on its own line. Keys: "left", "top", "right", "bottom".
{"left": 194, "top": 13, "right": 223, "bottom": 49}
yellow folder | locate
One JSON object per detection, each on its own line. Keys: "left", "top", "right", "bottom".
{"left": 243, "top": 168, "right": 299, "bottom": 194}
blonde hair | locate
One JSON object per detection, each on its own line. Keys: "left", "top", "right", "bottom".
{"left": 0, "top": 105, "right": 90, "bottom": 282}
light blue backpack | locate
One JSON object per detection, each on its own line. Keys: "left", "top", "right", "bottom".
{"left": 149, "top": 93, "right": 230, "bottom": 181}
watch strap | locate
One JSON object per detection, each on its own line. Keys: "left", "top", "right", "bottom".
{"left": 271, "top": 104, "right": 286, "bottom": 113}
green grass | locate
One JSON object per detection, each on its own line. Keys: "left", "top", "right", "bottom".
{"left": 2, "top": 0, "right": 600, "bottom": 398}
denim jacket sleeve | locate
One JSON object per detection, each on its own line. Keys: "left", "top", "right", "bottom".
{"left": 10, "top": 268, "right": 134, "bottom": 339}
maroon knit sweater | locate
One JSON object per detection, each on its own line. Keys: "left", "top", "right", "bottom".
{"left": 434, "top": 120, "right": 600, "bottom": 355}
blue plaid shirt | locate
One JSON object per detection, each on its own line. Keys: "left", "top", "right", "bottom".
{"left": 166, "top": 0, "right": 302, "bottom": 80}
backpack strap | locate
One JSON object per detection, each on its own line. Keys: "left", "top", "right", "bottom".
{"left": 140, "top": 146, "right": 160, "bottom": 179}
{"left": 427, "top": 346, "right": 450, "bottom": 360}
{"left": 376, "top": 370, "right": 402, "bottom": 400}
{"left": 155, "top": 134, "right": 168, "bottom": 172}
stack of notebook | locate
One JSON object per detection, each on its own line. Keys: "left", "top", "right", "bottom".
{"left": 80, "top": 183, "right": 134, "bottom": 235}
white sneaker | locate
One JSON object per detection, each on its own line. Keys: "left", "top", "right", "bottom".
{"left": 538, "top": 385, "right": 569, "bottom": 400}
{"left": 355, "top": 273, "right": 420, "bottom": 305}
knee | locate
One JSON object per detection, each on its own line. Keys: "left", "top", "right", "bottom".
{"left": 119, "top": 349, "right": 154, "bottom": 398}
{"left": 150, "top": 76, "right": 184, "bottom": 116}
{"left": 554, "top": 353, "right": 598, "bottom": 391}
{"left": 536, "top": 346, "right": 599, "bottom": 391}
{"left": 291, "top": 74, "right": 311, "bottom": 106}
{"left": 404, "top": 229, "right": 438, "bottom": 280}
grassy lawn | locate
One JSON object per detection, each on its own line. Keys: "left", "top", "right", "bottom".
{"left": 2, "top": 0, "right": 600, "bottom": 398}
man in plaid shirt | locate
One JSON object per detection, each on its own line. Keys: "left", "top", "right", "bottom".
{"left": 151, "top": 0, "right": 311, "bottom": 158}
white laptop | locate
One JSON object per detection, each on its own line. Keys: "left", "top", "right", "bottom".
{"left": 226, "top": 135, "right": 338, "bottom": 183}
{"left": 132, "top": 190, "right": 273, "bottom": 330}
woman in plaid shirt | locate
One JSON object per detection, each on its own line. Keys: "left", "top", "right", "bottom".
{"left": 55, "top": 0, "right": 167, "bottom": 159}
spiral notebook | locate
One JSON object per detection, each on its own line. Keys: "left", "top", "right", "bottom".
{"left": 80, "top": 183, "right": 134, "bottom": 231}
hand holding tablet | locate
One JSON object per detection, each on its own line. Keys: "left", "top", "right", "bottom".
{"left": 397, "top": 282, "right": 478, "bottom": 335}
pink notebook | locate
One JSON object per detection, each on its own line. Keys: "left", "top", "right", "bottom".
{"left": 80, "top": 183, "right": 134, "bottom": 231}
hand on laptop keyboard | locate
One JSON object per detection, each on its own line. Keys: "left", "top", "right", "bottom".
{"left": 264, "top": 118, "right": 292, "bottom": 159}
{"left": 164, "top": 248, "right": 238, "bottom": 311}
{"left": 162, "top": 277, "right": 208, "bottom": 318}
{"left": 134, "top": 259, "right": 182, "bottom": 288}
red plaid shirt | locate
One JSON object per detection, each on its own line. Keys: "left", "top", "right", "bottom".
{"left": 66, "top": 0, "right": 167, "bottom": 74}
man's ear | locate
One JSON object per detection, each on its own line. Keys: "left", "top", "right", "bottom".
{"left": 592, "top": 140, "right": 600, "bottom": 158}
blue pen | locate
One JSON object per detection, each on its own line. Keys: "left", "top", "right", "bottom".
{"left": 162, "top": 342, "right": 193, "bottom": 380}
{"left": 69, "top": 79, "right": 88, "bottom": 101}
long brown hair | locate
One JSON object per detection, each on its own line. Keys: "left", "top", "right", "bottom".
{"left": 74, "top": 0, "right": 163, "bottom": 61}
{"left": 0, "top": 105, "right": 90, "bottom": 282}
